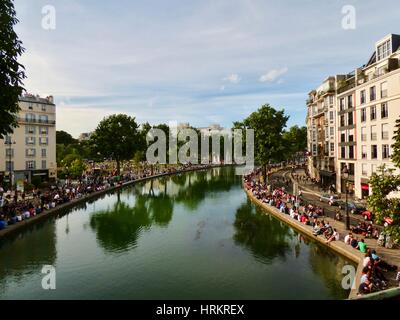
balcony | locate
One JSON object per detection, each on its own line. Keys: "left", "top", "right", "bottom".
{"left": 19, "top": 117, "right": 56, "bottom": 125}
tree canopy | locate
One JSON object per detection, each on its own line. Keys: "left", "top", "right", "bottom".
{"left": 56, "top": 130, "right": 78, "bottom": 145}
{"left": 0, "top": 0, "right": 26, "bottom": 137}
{"left": 90, "top": 114, "right": 141, "bottom": 173}
{"left": 234, "top": 104, "right": 289, "bottom": 173}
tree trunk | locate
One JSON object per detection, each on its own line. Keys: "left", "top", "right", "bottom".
{"left": 116, "top": 158, "right": 121, "bottom": 175}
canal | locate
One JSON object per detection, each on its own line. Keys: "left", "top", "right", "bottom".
{"left": 0, "top": 167, "right": 352, "bottom": 299}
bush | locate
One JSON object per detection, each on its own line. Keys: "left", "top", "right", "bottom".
{"left": 31, "top": 176, "right": 42, "bottom": 188}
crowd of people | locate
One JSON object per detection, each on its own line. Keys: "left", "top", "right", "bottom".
{"left": 244, "top": 169, "right": 399, "bottom": 295}
{"left": 0, "top": 163, "right": 217, "bottom": 231}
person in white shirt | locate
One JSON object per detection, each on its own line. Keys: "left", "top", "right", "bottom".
{"left": 344, "top": 232, "right": 352, "bottom": 245}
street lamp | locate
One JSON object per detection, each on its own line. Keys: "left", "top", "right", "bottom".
{"left": 4, "top": 139, "right": 16, "bottom": 191}
{"left": 342, "top": 164, "right": 350, "bottom": 230}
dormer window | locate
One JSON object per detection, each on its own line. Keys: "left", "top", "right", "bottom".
{"left": 377, "top": 39, "right": 391, "bottom": 61}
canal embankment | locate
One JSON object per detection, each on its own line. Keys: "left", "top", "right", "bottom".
{"left": 244, "top": 186, "right": 364, "bottom": 299}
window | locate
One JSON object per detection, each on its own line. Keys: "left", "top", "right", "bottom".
{"left": 382, "top": 124, "right": 389, "bottom": 140}
{"left": 371, "top": 125, "right": 377, "bottom": 141}
{"left": 330, "top": 127, "right": 334, "bottom": 136}
{"left": 362, "top": 146, "right": 367, "bottom": 159}
{"left": 5, "top": 148, "right": 14, "bottom": 157}
{"left": 361, "top": 127, "right": 367, "bottom": 141}
{"left": 347, "top": 95, "right": 353, "bottom": 108}
{"left": 25, "top": 126, "right": 36, "bottom": 134}
{"left": 25, "top": 148, "right": 36, "bottom": 157}
{"left": 361, "top": 108, "right": 366, "bottom": 122}
{"left": 28, "top": 103, "right": 33, "bottom": 110}
{"left": 349, "top": 146, "right": 354, "bottom": 159}
{"left": 41, "top": 148, "right": 47, "bottom": 157}
{"left": 4, "top": 136, "right": 12, "bottom": 144}
{"left": 348, "top": 111, "right": 353, "bottom": 125}
{"left": 341, "top": 133, "right": 346, "bottom": 143}
{"left": 330, "top": 143, "right": 334, "bottom": 152}
{"left": 371, "top": 145, "right": 378, "bottom": 159}
{"left": 25, "top": 136, "right": 36, "bottom": 145}
{"left": 377, "top": 40, "right": 391, "bottom": 61}
{"left": 340, "top": 115, "right": 345, "bottom": 127}
{"left": 370, "top": 86, "right": 376, "bottom": 101}
{"left": 5, "top": 161, "right": 14, "bottom": 171}
{"left": 371, "top": 164, "right": 377, "bottom": 173}
{"left": 341, "top": 147, "right": 346, "bottom": 159}
{"left": 39, "top": 115, "right": 48, "bottom": 123}
{"left": 362, "top": 163, "right": 368, "bottom": 176}
{"left": 381, "top": 82, "right": 388, "bottom": 98}
{"left": 41, "top": 160, "right": 47, "bottom": 169}
{"left": 329, "top": 111, "right": 333, "bottom": 120}
{"left": 39, "top": 127, "right": 48, "bottom": 135}
{"left": 360, "top": 90, "right": 366, "bottom": 104}
{"left": 370, "top": 105, "right": 377, "bottom": 120}
{"left": 39, "top": 137, "right": 48, "bottom": 145}
{"left": 329, "top": 96, "right": 334, "bottom": 105}
{"left": 25, "top": 113, "right": 36, "bottom": 122}
{"left": 382, "top": 144, "right": 390, "bottom": 159}
{"left": 41, "top": 105, "right": 46, "bottom": 111}
{"left": 340, "top": 98, "right": 345, "bottom": 111}
{"left": 348, "top": 134, "right": 354, "bottom": 142}
{"left": 26, "top": 161, "right": 36, "bottom": 170}
{"left": 381, "top": 102, "right": 388, "bottom": 118}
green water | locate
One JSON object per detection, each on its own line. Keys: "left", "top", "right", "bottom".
{"left": 0, "top": 167, "right": 352, "bottom": 299}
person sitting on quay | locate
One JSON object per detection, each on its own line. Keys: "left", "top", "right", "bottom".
{"left": 326, "top": 228, "right": 339, "bottom": 244}
{"left": 344, "top": 232, "right": 352, "bottom": 245}
{"left": 356, "top": 239, "right": 368, "bottom": 253}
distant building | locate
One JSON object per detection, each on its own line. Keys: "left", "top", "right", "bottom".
{"left": 0, "top": 94, "right": 57, "bottom": 186}
{"left": 198, "top": 124, "right": 224, "bottom": 134}
{"left": 78, "top": 132, "right": 93, "bottom": 142}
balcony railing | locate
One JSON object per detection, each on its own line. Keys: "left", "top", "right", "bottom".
{"left": 19, "top": 118, "right": 56, "bottom": 125}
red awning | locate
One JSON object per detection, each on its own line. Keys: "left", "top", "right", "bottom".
{"left": 361, "top": 184, "right": 369, "bottom": 190}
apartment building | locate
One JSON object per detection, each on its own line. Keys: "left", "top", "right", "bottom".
{"left": 351, "top": 34, "right": 400, "bottom": 199}
{"left": 306, "top": 76, "right": 337, "bottom": 189}
{"left": 306, "top": 33, "right": 400, "bottom": 200}
{"left": 0, "top": 94, "right": 57, "bottom": 188}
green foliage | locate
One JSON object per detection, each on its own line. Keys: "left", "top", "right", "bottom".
{"left": 31, "top": 176, "right": 42, "bottom": 188}
{"left": 0, "top": 0, "right": 26, "bottom": 137}
{"left": 234, "top": 104, "right": 289, "bottom": 167}
{"left": 367, "top": 165, "right": 400, "bottom": 241}
{"left": 90, "top": 114, "right": 141, "bottom": 173}
{"left": 56, "top": 130, "right": 77, "bottom": 145}
{"left": 391, "top": 118, "right": 400, "bottom": 168}
{"left": 282, "top": 125, "right": 307, "bottom": 161}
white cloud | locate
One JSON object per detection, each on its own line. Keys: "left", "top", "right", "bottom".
{"left": 259, "top": 67, "right": 288, "bottom": 83}
{"left": 223, "top": 74, "right": 241, "bottom": 84}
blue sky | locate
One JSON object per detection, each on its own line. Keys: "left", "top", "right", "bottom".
{"left": 14, "top": 0, "right": 400, "bottom": 137}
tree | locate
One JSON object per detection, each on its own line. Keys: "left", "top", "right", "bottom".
{"left": 391, "top": 117, "right": 400, "bottom": 167}
{"left": 282, "top": 126, "right": 307, "bottom": 162}
{"left": 56, "top": 130, "right": 77, "bottom": 145}
{"left": 90, "top": 114, "right": 141, "bottom": 174}
{"left": 367, "top": 166, "right": 400, "bottom": 241}
{"left": 234, "top": 104, "right": 289, "bottom": 178}
{"left": 0, "top": 0, "right": 26, "bottom": 137}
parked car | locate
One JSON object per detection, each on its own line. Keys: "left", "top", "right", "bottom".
{"left": 362, "top": 210, "right": 374, "bottom": 221}
{"left": 338, "top": 201, "right": 366, "bottom": 215}
{"left": 319, "top": 194, "right": 340, "bottom": 206}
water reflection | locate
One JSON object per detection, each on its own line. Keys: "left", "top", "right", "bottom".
{"left": 233, "top": 199, "right": 292, "bottom": 264}
{"left": 89, "top": 168, "right": 238, "bottom": 253}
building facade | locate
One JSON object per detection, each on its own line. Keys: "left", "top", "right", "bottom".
{"left": 0, "top": 94, "right": 57, "bottom": 188}
{"left": 306, "top": 34, "right": 400, "bottom": 200}
{"left": 306, "top": 76, "right": 337, "bottom": 189}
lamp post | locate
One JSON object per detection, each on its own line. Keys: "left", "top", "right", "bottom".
{"left": 342, "top": 164, "right": 350, "bottom": 230}
{"left": 4, "top": 139, "right": 16, "bottom": 191}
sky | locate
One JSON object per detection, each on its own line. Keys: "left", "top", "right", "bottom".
{"left": 13, "top": 0, "right": 400, "bottom": 138}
